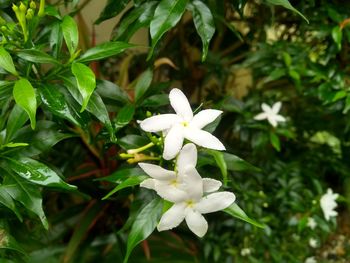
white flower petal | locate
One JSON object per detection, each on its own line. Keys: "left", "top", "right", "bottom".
{"left": 169, "top": 88, "right": 193, "bottom": 121}
{"left": 157, "top": 203, "right": 186, "bottom": 231}
{"left": 163, "top": 126, "right": 184, "bottom": 160}
{"left": 261, "top": 103, "right": 272, "bottom": 113}
{"left": 140, "top": 178, "right": 156, "bottom": 190}
{"left": 274, "top": 115, "right": 286, "bottom": 122}
{"left": 272, "top": 101, "right": 282, "bottom": 114}
{"left": 185, "top": 209, "right": 208, "bottom": 237}
{"left": 155, "top": 181, "right": 188, "bottom": 203}
{"left": 191, "top": 109, "right": 223, "bottom": 129}
{"left": 203, "top": 178, "right": 222, "bottom": 193}
{"left": 196, "top": 192, "right": 236, "bottom": 214}
{"left": 177, "top": 143, "right": 197, "bottom": 174}
{"left": 138, "top": 163, "right": 176, "bottom": 180}
{"left": 182, "top": 166, "right": 203, "bottom": 201}
{"left": 254, "top": 112, "right": 267, "bottom": 120}
{"left": 267, "top": 116, "right": 278, "bottom": 127}
{"left": 184, "top": 128, "right": 225, "bottom": 151}
{"left": 140, "top": 114, "right": 181, "bottom": 132}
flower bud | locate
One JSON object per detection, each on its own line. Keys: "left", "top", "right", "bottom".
{"left": 26, "top": 9, "right": 34, "bottom": 20}
{"left": 30, "top": 1, "right": 36, "bottom": 9}
{"left": 19, "top": 2, "right": 27, "bottom": 13}
{"left": 12, "top": 4, "right": 19, "bottom": 12}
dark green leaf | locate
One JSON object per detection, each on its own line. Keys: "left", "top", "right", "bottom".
{"left": 61, "top": 15, "right": 79, "bottom": 56}
{"left": 0, "top": 228, "right": 26, "bottom": 254}
{"left": 332, "top": 26, "right": 342, "bottom": 51}
{"left": 97, "top": 167, "right": 145, "bottom": 183}
{"left": 16, "top": 49, "right": 59, "bottom": 64}
{"left": 77, "top": 42, "right": 135, "bottom": 63}
{"left": 269, "top": 132, "right": 281, "bottom": 151}
{"left": 95, "top": 0, "right": 130, "bottom": 24}
{"left": 102, "top": 175, "right": 148, "bottom": 200}
{"left": 118, "top": 135, "right": 150, "bottom": 150}
{"left": 114, "top": 104, "right": 135, "bottom": 130}
{"left": 5, "top": 104, "right": 29, "bottom": 143}
{"left": 134, "top": 69, "right": 153, "bottom": 103}
{"left": 0, "top": 47, "right": 17, "bottom": 75}
{"left": 207, "top": 150, "right": 228, "bottom": 185}
{"left": 265, "top": 0, "right": 309, "bottom": 23}
{"left": 188, "top": 0, "right": 215, "bottom": 61}
{"left": 124, "top": 198, "right": 163, "bottom": 263}
{"left": 71, "top": 62, "right": 96, "bottom": 112}
{"left": 223, "top": 203, "right": 265, "bottom": 228}
{"left": 141, "top": 94, "right": 169, "bottom": 107}
{"left": 149, "top": 0, "right": 188, "bottom": 58}
{"left": 96, "top": 80, "right": 129, "bottom": 104}
{"left": 0, "top": 186, "right": 22, "bottom": 221}
{"left": 50, "top": 21, "right": 63, "bottom": 58}
{"left": 13, "top": 78, "right": 37, "bottom": 129}
{"left": 223, "top": 152, "right": 261, "bottom": 172}
{"left": 2, "top": 156, "right": 77, "bottom": 191}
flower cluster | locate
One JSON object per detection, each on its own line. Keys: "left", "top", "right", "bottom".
{"left": 138, "top": 88, "right": 236, "bottom": 237}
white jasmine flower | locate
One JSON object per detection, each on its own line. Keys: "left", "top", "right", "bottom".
{"left": 307, "top": 217, "right": 317, "bottom": 230}
{"left": 320, "top": 188, "right": 339, "bottom": 221}
{"left": 305, "top": 256, "right": 317, "bottom": 263}
{"left": 254, "top": 102, "right": 286, "bottom": 127}
{"left": 140, "top": 88, "right": 225, "bottom": 160}
{"left": 309, "top": 238, "right": 318, "bottom": 248}
{"left": 139, "top": 143, "right": 222, "bottom": 203}
{"left": 241, "top": 248, "right": 251, "bottom": 256}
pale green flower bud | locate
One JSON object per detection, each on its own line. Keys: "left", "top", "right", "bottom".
{"left": 30, "top": 1, "right": 36, "bottom": 9}
{"left": 12, "top": 4, "right": 19, "bottom": 12}
{"left": 19, "top": 2, "right": 27, "bottom": 13}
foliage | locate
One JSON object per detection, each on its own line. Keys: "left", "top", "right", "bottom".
{"left": 0, "top": 0, "right": 349, "bottom": 262}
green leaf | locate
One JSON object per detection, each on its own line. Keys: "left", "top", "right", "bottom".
{"left": 39, "top": 84, "right": 80, "bottom": 126}
{"left": 223, "top": 203, "right": 265, "bottom": 228}
{"left": 71, "top": 62, "right": 96, "bottom": 112}
{"left": 188, "top": 0, "right": 215, "bottom": 61}
{"left": 114, "top": 104, "right": 135, "bottom": 130}
{"left": 265, "top": 0, "right": 309, "bottom": 23}
{"left": 97, "top": 167, "right": 145, "bottom": 183}
{"left": 114, "top": 1, "right": 158, "bottom": 41}
{"left": 5, "top": 104, "right": 29, "bottom": 143}
{"left": 149, "top": 0, "right": 188, "bottom": 58}
{"left": 61, "top": 15, "right": 79, "bottom": 56}
{"left": 0, "top": 186, "right": 22, "bottom": 221}
{"left": 96, "top": 80, "right": 130, "bottom": 104}
{"left": 134, "top": 69, "right": 153, "bottom": 103}
{"left": 269, "top": 132, "right": 281, "bottom": 151}
{"left": 207, "top": 150, "right": 228, "bottom": 185}
{"left": 102, "top": 175, "right": 148, "bottom": 200}
{"left": 118, "top": 135, "right": 150, "bottom": 150}
{"left": 77, "top": 42, "right": 135, "bottom": 63}
{"left": 124, "top": 198, "right": 163, "bottom": 263}
{"left": 2, "top": 175, "right": 48, "bottom": 229}
{"left": 0, "top": 228, "right": 26, "bottom": 255}
{"left": 223, "top": 152, "right": 261, "bottom": 172}
{"left": 95, "top": 0, "right": 130, "bottom": 24}
{"left": 16, "top": 49, "right": 59, "bottom": 64}
{"left": 13, "top": 78, "right": 37, "bottom": 129}
{"left": 0, "top": 47, "right": 18, "bottom": 75}
{"left": 332, "top": 26, "right": 342, "bottom": 51}
{"left": 141, "top": 94, "right": 169, "bottom": 107}
{"left": 2, "top": 156, "right": 77, "bottom": 191}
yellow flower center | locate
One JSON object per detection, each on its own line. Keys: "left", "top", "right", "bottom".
{"left": 181, "top": 121, "right": 188, "bottom": 127}
{"left": 170, "top": 179, "right": 178, "bottom": 187}
{"left": 185, "top": 200, "right": 194, "bottom": 208}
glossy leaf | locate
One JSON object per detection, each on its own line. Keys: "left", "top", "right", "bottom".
{"left": 16, "top": 49, "right": 59, "bottom": 64}
{"left": 0, "top": 186, "right": 22, "bottom": 221}
{"left": 5, "top": 104, "right": 29, "bottom": 143}
{"left": 188, "top": 0, "right": 215, "bottom": 61}
{"left": 102, "top": 175, "right": 148, "bottom": 200}
{"left": 223, "top": 203, "right": 265, "bottom": 228}
{"left": 71, "top": 62, "right": 96, "bottom": 112}
{"left": 207, "top": 150, "right": 228, "bottom": 185}
{"left": 114, "top": 104, "right": 135, "bottom": 130}
{"left": 39, "top": 84, "right": 80, "bottom": 126}
{"left": 118, "top": 135, "right": 150, "bottom": 150}
{"left": 98, "top": 167, "right": 145, "bottom": 183}
{"left": 2, "top": 156, "right": 77, "bottom": 191}
{"left": 96, "top": 80, "right": 129, "bottom": 104}
{"left": 270, "top": 132, "right": 281, "bottom": 151}
{"left": 13, "top": 78, "right": 37, "bottom": 129}
{"left": 61, "top": 15, "right": 79, "bottom": 56}
{"left": 77, "top": 42, "right": 135, "bottom": 63}
{"left": 95, "top": 0, "right": 129, "bottom": 24}
{"left": 332, "top": 26, "right": 342, "bottom": 51}
{"left": 141, "top": 94, "right": 169, "bottom": 107}
{"left": 0, "top": 228, "right": 26, "bottom": 255}
{"left": 114, "top": 1, "right": 157, "bottom": 41}
{"left": 224, "top": 153, "right": 261, "bottom": 172}
{"left": 149, "top": 0, "right": 188, "bottom": 58}
{"left": 123, "top": 198, "right": 163, "bottom": 263}
{"left": 265, "top": 0, "right": 309, "bottom": 23}
{"left": 134, "top": 69, "right": 153, "bottom": 103}
{"left": 2, "top": 175, "right": 48, "bottom": 229}
{"left": 0, "top": 47, "right": 17, "bottom": 75}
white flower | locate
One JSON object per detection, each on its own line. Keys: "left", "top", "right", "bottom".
{"left": 241, "top": 248, "right": 251, "bottom": 256}
{"left": 307, "top": 217, "right": 317, "bottom": 230}
{"left": 309, "top": 238, "right": 318, "bottom": 248}
{"left": 139, "top": 143, "right": 222, "bottom": 203}
{"left": 254, "top": 102, "right": 286, "bottom": 127}
{"left": 140, "top": 88, "right": 225, "bottom": 160}
{"left": 320, "top": 188, "right": 339, "bottom": 221}
{"left": 305, "top": 256, "right": 317, "bottom": 263}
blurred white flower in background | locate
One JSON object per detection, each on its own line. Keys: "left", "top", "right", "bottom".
{"left": 305, "top": 256, "right": 317, "bottom": 263}
{"left": 307, "top": 217, "right": 317, "bottom": 229}
{"left": 320, "top": 188, "right": 339, "bottom": 221}
{"left": 309, "top": 238, "right": 318, "bottom": 248}
{"left": 140, "top": 88, "right": 225, "bottom": 160}
{"left": 241, "top": 248, "right": 252, "bottom": 256}
{"left": 254, "top": 102, "right": 286, "bottom": 127}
